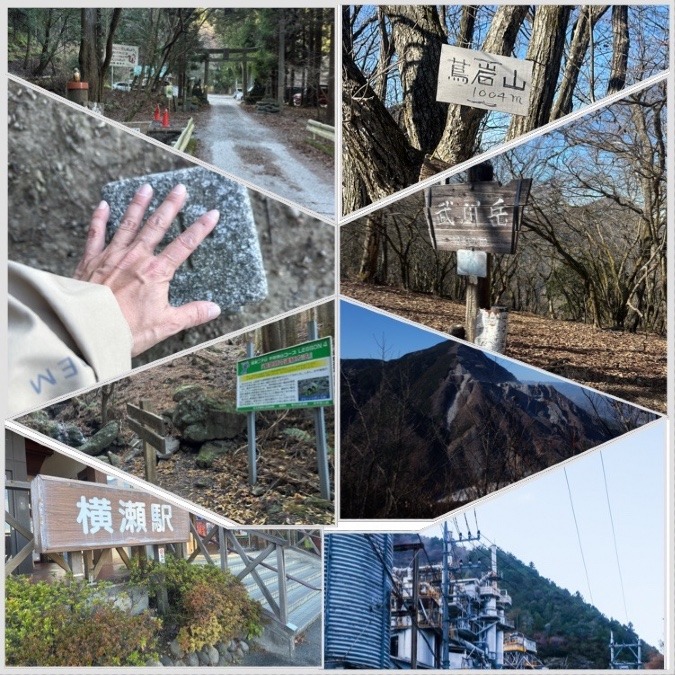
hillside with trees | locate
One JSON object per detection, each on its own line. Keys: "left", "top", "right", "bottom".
{"left": 8, "top": 8, "right": 333, "bottom": 117}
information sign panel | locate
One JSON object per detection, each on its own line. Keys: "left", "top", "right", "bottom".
{"left": 236, "top": 338, "right": 333, "bottom": 412}
{"left": 111, "top": 44, "right": 139, "bottom": 68}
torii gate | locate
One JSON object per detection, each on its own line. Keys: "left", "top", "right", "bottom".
{"left": 194, "top": 47, "right": 258, "bottom": 92}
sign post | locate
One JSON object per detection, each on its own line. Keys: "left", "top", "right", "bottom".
{"left": 127, "top": 401, "right": 167, "bottom": 484}
{"left": 31, "top": 475, "right": 190, "bottom": 554}
{"left": 426, "top": 176, "right": 531, "bottom": 346}
{"left": 236, "top": 335, "right": 334, "bottom": 500}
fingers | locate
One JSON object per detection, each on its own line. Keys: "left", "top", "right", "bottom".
{"left": 137, "top": 183, "right": 188, "bottom": 250}
{"left": 152, "top": 301, "right": 221, "bottom": 348}
{"left": 158, "top": 209, "right": 220, "bottom": 271}
{"left": 107, "top": 183, "right": 154, "bottom": 251}
{"left": 74, "top": 200, "right": 109, "bottom": 279}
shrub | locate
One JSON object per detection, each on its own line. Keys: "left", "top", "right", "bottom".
{"left": 5, "top": 574, "right": 160, "bottom": 666}
{"left": 131, "top": 555, "right": 263, "bottom": 652}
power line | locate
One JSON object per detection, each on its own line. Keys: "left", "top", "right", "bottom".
{"left": 564, "top": 467, "right": 594, "bottom": 605}
{"left": 599, "top": 449, "right": 630, "bottom": 625}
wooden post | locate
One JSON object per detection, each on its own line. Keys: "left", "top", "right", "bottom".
{"left": 465, "top": 256, "right": 492, "bottom": 343}
{"left": 140, "top": 400, "right": 158, "bottom": 484}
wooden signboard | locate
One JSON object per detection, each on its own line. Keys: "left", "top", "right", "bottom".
{"left": 426, "top": 179, "right": 531, "bottom": 254}
{"left": 31, "top": 475, "right": 190, "bottom": 554}
{"left": 127, "top": 403, "right": 166, "bottom": 453}
{"left": 436, "top": 44, "right": 533, "bottom": 117}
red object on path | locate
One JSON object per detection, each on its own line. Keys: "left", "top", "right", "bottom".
{"left": 153, "top": 104, "right": 160, "bottom": 121}
{"left": 161, "top": 108, "right": 170, "bottom": 128}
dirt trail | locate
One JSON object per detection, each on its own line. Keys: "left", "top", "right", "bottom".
{"left": 196, "top": 95, "right": 334, "bottom": 217}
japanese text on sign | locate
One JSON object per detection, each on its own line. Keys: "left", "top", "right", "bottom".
{"left": 436, "top": 45, "right": 533, "bottom": 116}
{"left": 236, "top": 338, "right": 334, "bottom": 412}
{"left": 31, "top": 475, "right": 190, "bottom": 553}
{"left": 76, "top": 497, "right": 175, "bottom": 535}
{"left": 110, "top": 44, "right": 139, "bottom": 68}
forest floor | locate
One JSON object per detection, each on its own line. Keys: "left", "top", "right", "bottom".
{"left": 341, "top": 281, "right": 666, "bottom": 414}
{"left": 24, "top": 341, "right": 335, "bottom": 525}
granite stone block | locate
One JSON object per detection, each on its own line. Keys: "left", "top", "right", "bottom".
{"left": 102, "top": 166, "right": 267, "bottom": 312}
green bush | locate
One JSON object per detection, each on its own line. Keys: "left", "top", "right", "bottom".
{"left": 131, "top": 555, "right": 263, "bottom": 652}
{"left": 5, "top": 574, "right": 160, "bottom": 666}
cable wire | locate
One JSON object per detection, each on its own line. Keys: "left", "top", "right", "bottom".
{"left": 564, "top": 467, "right": 594, "bottom": 605}
{"left": 599, "top": 450, "right": 630, "bottom": 624}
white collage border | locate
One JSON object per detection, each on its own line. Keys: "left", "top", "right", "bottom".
{"left": 1, "top": 2, "right": 673, "bottom": 673}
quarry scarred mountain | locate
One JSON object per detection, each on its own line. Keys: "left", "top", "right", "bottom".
{"left": 341, "top": 340, "right": 656, "bottom": 519}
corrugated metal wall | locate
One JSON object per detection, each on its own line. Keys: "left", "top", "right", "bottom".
{"left": 324, "top": 533, "right": 393, "bottom": 669}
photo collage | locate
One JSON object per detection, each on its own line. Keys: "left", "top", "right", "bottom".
{"left": 1, "top": 4, "right": 671, "bottom": 672}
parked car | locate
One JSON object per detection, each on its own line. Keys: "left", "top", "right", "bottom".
{"left": 233, "top": 87, "right": 244, "bottom": 100}
{"left": 292, "top": 87, "right": 328, "bottom": 107}
{"left": 112, "top": 82, "right": 132, "bottom": 92}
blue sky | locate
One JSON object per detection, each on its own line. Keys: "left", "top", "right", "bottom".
{"left": 340, "top": 299, "right": 559, "bottom": 384}
{"left": 423, "top": 419, "right": 666, "bottom": 650}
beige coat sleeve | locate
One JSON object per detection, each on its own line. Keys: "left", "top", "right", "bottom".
{"left": 8, "top": 261, "right": 133, "bottom": 416}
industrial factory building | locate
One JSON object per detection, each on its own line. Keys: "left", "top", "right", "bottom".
{"left": 325, "top": 531, "right": 542, "bottom": 670}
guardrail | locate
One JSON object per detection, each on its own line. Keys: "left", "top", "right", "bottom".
{"left": 306, "top": 119, "right": 334, "bottom": 144}
{"left": 173, "top": 117, "right": 195, "bottom": 152}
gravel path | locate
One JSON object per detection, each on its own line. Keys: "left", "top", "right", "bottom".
{"left": 197, "top": 95, "right": 334, "bottom": 217}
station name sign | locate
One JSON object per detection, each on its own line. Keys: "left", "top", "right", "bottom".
{"left": 31, "top": 475, "right": 190, "bottom": 554}
{"left": 436, "top": 45, "right": 533, "bottom": 117}
{"left": 236, "top": 337, "right": 334, "bottom": 412}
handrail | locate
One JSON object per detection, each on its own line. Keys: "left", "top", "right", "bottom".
{"left": 306, "top": 119, "right": 335, "bottom": 143}
{"left": 173, "top": 117, "right": 194, "bottom": 152}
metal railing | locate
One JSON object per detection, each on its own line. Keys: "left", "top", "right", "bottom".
{"left": 186, "top": 521, "right": 321, "bottom": 628}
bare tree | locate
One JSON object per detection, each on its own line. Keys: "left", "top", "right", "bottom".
{"left": 343, "top": 5, "right": 668, "bottom": 213}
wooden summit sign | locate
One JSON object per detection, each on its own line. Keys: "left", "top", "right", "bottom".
{"left": 426, "top": 179, "right": 531, "bottom": 254}
{"left": 436, "top": 45, "right": 533, "bottom": 116}
{"left": 31, "top": 475, "right": 190, "bottom": 554}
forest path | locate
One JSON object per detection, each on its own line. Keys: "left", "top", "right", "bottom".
{"left": 196, "top": 94, "right": 334, "bottom": 217}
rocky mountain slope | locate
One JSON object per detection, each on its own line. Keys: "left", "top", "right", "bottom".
{"left": 341, "top": 341, "right": 656, "bottom": 519}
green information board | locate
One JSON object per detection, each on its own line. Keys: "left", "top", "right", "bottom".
{"left": 236, "top": 337, "right": 333, "bottom": 412}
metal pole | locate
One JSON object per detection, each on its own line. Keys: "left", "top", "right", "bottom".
{"left": 442, "top": 521, "right": 450, "bottom": 669}
{"left": 246, "top": 341, "right": 257, "bottom": 485}
{"left": 308, "top": 320, "right": 331, "bottom": 500}
{"left": 411, "top": 549, "right": 419, "bottom": 669}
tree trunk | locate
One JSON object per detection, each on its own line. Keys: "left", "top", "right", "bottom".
{"left": 507, "top": 5, "right": 572, "bottom": 139}
{"left": 550, "top": 6, "right": 608, "bottom": 120}
{"left": 434, "top": 5, "right": 528, "bottom": 165}
{"left": 607, "top": 6, "right": 629, "bottom": 95}
{"left": 384, "top": 5, "right": 448, "bottom": 153}
{"left": 325, "top": 12, "right": 335, "bottom": 122}
{"left": 358, "top": 213, "right": 384, "bottom": 282}
{"left": 79, "top": 8, "right": 100, "bottom": 99}
{"left": 342, "top": 49, "right": 423, "bottom": 212}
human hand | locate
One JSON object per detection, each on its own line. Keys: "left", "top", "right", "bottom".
{"left": 74, "top": 182, "right": 221, "bottom": 357}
